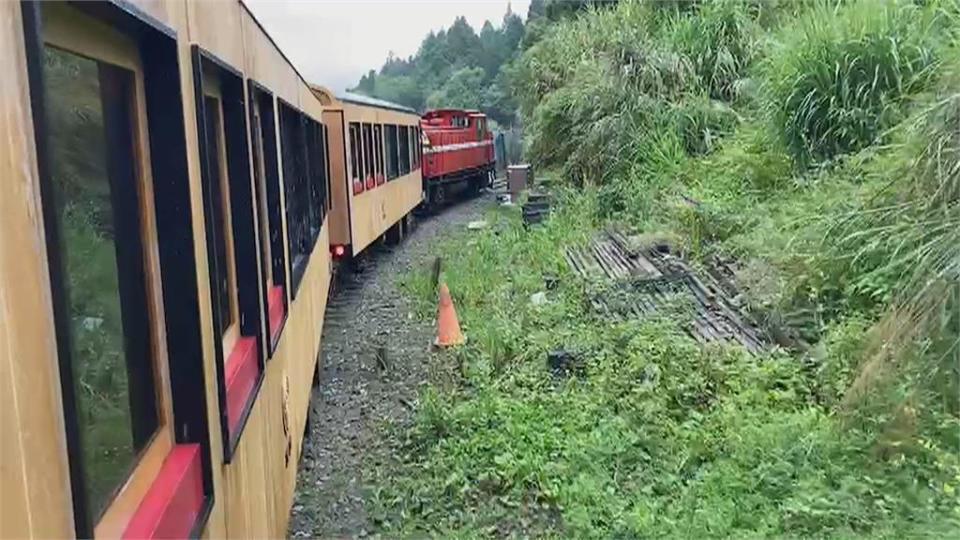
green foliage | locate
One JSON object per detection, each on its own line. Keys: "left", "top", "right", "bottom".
{"left": 761, "top": 0, "right": 947, "bottom": 167}
{"left": 372, "top": 201, "right": 959, "bottom": 537}
{"left": 364, "top": 1, "right": 960, "bottom": 537}
{"left": 513, "top": 0, "right": 763, "bottom": 185}
{"left": 427, "top": 67, "right": 486, "bottom": 110}
{"left": 661, "top": 0, "right": 761, "bottom": 101}
{"left": 353, "top": 7, "right": 526, "bottom": 124}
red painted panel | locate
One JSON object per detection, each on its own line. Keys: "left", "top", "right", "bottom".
{"left": 225, "top": 336, "right": 259, "bottom": 433}
{"left": 376, "top": 173, "right": 385, "bottom": 185}
{"left": 122, "top": 444, "right": 204, "bottom": 539}
{"left": 268, "top": 284, "right": 285, "bottom": 343}
{"left": 364, "top": 174, "right": 376, "bottom": 190}
{"left": 352, "top": 180, "right": 364, "bottom": 195}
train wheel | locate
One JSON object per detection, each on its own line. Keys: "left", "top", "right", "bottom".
{"left": 431, "top": 185, "right": 446, "bottom": 208}
{"left": 385, "top": 220, "right": 403, "bottom": 245}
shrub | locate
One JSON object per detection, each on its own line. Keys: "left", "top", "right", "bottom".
{"left": 762, "top": 0, "right": 946, "bottom": 167}
{"left": 662, "top": 0, "right": 762, "bottom": 101}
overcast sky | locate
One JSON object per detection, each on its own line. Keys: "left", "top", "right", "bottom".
{"left": 245, "top": 0, "right": 531, "bottom": 93}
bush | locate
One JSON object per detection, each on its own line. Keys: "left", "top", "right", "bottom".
{"left": 662, "top": 0, "right": 762, "bottom": 101}
{"left": 761, "top": 0, "right": 946, "bottom": 167}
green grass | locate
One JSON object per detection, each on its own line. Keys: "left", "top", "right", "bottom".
{"left": 369, "top": 201, "right": 958, "bottom": 538}
{"left": 365, "top": 1, "right": 960, "bottom": 536}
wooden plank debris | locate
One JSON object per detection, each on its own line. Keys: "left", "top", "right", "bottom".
{"left": 565, "top": 230, "right": 767, "bottom": 354}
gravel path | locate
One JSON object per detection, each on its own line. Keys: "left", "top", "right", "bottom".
{"left": 288, "top": 194, "right": 493, "bottom": 538}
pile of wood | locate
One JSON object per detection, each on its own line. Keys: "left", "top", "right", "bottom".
{"left": 565, "top": 230, "right": 766, "bottom": 354}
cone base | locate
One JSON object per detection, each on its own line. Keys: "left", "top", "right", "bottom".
{"left": 433, "top": 335, "right": 467, "bottom": 349}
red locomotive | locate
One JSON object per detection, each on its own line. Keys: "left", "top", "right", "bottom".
{"left": 421, "top": 109, "right": 496, "bottom": 208}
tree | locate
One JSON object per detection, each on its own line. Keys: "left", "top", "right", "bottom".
{"left": 445, "top": 16, "right": 483, "bottom": 69}
{"left": 427, "top": 67, "right": 485, "bottom": 110}
{"left": 351, "top": 6, "right": 526, "bottom": 125}
{"left": 356, "top": 70, "right": 376, "bottom": 94}
{"left": 372, "top": 76, "right": 424, "bottom": 110}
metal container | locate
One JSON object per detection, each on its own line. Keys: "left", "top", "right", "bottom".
{"left": 507, "top": 164, "right": 532, "bottom": 197}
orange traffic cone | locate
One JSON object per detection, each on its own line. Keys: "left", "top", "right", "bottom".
{"left": 434, "top": 283, "right": 465, "bottom": 347}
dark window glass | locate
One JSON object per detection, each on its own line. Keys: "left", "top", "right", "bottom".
{"left": 348, "top": 122, "right": 361, "bottom": 182}
{"left": 323, "top": 125, "right": 333, "bottom": 210}
{"left": 362, "top": 123, "right": 374, "bottom": 179}
{"left": 385, "top": 124, "right": 399, "bottom": 179}
{"left": 306, "top": 119, "right": 327, "bottom": 225}
{"left": 250, "top": 93, "right": 272, "bottom": 287}
{"left": 399, "top": 126, "right": 410, "bottom": 175}
{"left": 201, "top": 96, "right": 232, "bottom": 335}
{"left": 43, "top": 45, "right": 159, "bottom": 519}
{"left": 280, "top": 103, "right": 313, "bottom": 292}
{"left": 373, "top": 124, "right": 384, "bottom": 178}
{"left": 251, "top": 90, "right": 286, "bottom": 288}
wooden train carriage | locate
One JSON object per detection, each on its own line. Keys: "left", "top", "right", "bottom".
{"left": 313, "top": 89, "right": 423, "bottom": 256}
{"left": 1, "top": 1, "right": 333, "bottom": 538}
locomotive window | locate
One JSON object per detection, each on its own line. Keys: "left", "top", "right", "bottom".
{"left": 374, "top": 124, "right": 385, "bottom": 182}
{"left": 279, "top": 101, "right": 316, "bottom": 294}
{"left": 348, "top": 122, "right": 363, "bottom": 194}
{"left": 194, "top": 49, "right": 265, "bottom": 459}
{"left": 398, "top": 125, "right": 411, "bottom": 176}
{"left": 385, "top": 124, "right": 399, "bottom": 180}
{"left": 249, "top": 83, "right": 287, "bottom": 353}
{"left": 39, "top": 12, "right": 174, "bottom": 536}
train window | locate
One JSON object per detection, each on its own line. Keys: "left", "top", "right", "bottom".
{"left": 279, "top": 101, "right": 316, "bottom": 295}
{"left": 30, "top": 4, "right": 213, "bottom": 537}
{"left": 409, "top": 126, "right": 419, "bottom": 170}
{"left": 385, "top": 124, "right": 399, "bottom": 180}
{"left": 306, "top": 118, "right": 328, "bottom": 226}
{"left": 348, "top": 122, "right": 363, "bottom": 194}
{"left": 202, "top": 90, "right": 239, "bottom": 347}
{"left": 193, "top": 48, "right": 265, "bottom": 458}
{"left": 248, "top": 82, "right": 287, "bottom": 353}
{"left": 417, "top": 126, "right": 423, "bottom": 168}
{"left": 42, "top": 38, "right": 171, "bottom": 532}
{"left": 34, "top": 4, "right": 198, "bottom": 535}
{"left": 362, "top": 123, "right": 375, "bottom": 189}
{"left": 399, "top": 125, "right": 411, "bottom": 175}
{"left": 374, "top": 124, "right": 385, "bottom": 183}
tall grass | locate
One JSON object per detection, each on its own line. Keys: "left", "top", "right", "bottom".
{"left": 827, "top": 48, "right": 960, "bottom": 417}
{"left": 761, "top": 0, "right": 947, "bottom": 167}
{"left": 513, "top": 0, "right": 758, "bottom": 187}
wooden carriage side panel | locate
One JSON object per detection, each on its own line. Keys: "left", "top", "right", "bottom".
{"left": 0, "top": 4, "right": 75, "bottom": 537}
{"left": 186, "top": 0, "right": 245, "bottom": 70}
{"left": 299, "top": 83, "right": 325, "bottom": 123}
{"left": 125, "top": 0, "right": 175, "bottom": 27}
{"left": 164, "top": 2, "right": 236, "bottom": 538}
{"left": 239, "top": 8, "right": 300, "bottom": 108}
